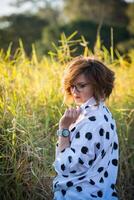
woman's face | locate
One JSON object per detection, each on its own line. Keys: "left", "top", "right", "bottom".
{"left": 70, "top": 73, "right": 94, "bottom": 105}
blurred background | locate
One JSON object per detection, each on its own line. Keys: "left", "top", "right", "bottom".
{"left": 0, "top": 0, "right": 134, "bottom": 57}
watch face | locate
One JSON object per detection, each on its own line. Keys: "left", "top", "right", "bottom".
{"left": 57, "top": 129, "right": 70, "bottom": 137}
{"left": 62, "top": 129, "right": 70, "bottom": 137}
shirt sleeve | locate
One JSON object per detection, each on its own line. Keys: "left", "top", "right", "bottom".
{"left": 53, "top": 120, "right": 101, "bottom": 176}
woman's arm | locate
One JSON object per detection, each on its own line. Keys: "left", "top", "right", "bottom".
{"left": 57, "top": 107, "right": 81, "bottom": 152}
{"left": 53, "top": 120, "right": 100, "bottom": 176}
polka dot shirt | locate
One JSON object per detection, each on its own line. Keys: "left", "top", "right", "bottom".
{"left": 53, "top": 97, "right": 119, "bottom": 200}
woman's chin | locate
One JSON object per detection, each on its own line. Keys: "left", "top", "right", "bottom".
{"left": 74, "top": 98, "right": 82, "bottom": 105}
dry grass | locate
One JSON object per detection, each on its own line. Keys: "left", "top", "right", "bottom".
{"left": 0, "top": 34, "right": 134, "bottom": 200}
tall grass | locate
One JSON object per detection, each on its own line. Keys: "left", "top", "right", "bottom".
{"left": 0, "top": 33, "right": 134, "bottom": 200}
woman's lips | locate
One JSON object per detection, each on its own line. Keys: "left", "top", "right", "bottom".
{"left": 74, "top": 96, "right": 80, "bottom": 99}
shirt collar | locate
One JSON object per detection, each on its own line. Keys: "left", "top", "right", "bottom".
{"left": 80, "top": 96, "right": 103, "bottom": 115}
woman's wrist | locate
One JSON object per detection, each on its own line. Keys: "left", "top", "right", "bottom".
{"left": 58, "top": 136, "right": 70, "bottom": 152}
{"left": 59, "top": 125, "right": 69, "bottom": 130}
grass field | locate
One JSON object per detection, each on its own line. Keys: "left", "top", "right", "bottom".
{"left": 0, "top": 34, "right": 134, "bottom": 200}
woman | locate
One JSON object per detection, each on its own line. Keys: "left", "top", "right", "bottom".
{"left": 53, "top": 56, "right": 119, "bottom": 200}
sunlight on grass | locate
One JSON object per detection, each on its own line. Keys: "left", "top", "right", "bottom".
{"left": 0, "top": 33, "right": 134, "bottom": 200}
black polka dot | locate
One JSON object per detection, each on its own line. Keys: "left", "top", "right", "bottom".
{"left": 99, "top": 128, "right": 104, "bottom": 136}
{"left": 71, "top": 127, "right": 76, "bottom": 132}
{"left": 62, "top": 175, "right": 68, "bottom": 178}
{"left": 81, "top": 146, "right": 88, "bottom": 154}
{"left": 111, "top": 149, "right": 113, "bottom": 154}
{"left": 101, "top": 149, "right": 105, "bottom": 155}
{"left": 89, "top": 179, "right": 95, "bottom": 185}
{"left": 85, "top": 105, "right": 89, "bottom": 109}
{"left": 79, "top": 158, "right": 84, "bottom": 165}
{"left": 68, "top": 156, "right": 72, "bottom": 163}
{"left": 111, "top": 123, "right": 114, "bottom": 130}
{"left": 88, "top": 159, "right": 93, "bottom": 166}
{"left": 112, "top": 192, "right": 118, "bottom": 197}
{"left": 56, "top": 143, "right": 58, "bottom": 147}
{"left": 113, "top": 142, "right": 118, "bottom": 150}
{"left": 61, "top": 148, "right": 65, "bottom": 153}
{"left": 106, "top": 132, "right": 110, "bottom": 139}
{"left": 101, "top": 149, "right": 106, "bottom": 158}
{"left": 61, "top": 164, "right": 65, "bottom": 171}
{"left": 104, "top": 115, "right": 108, "bottom": 122}
{"left": 78, "top": 176, "right": 86, "bottom": 180}
{"left": 104, "top": 171, "right": 108, "bottom": 177}
{"left": 99, "top": 177, "right": 104, "bottom": 183}
{"left": 76, "top": 186, "right": 82, "bottom": 192}
{"left": 62, "top": 174, "right": 68, "bottom": 178}
{"left": 104, "top": 106, "right": 109, "bottom": 113}
{"left": 93, "top": 154, "right": 97, "bottom": 161}
{"left": 88, "top": 116, "right": 96, "bottom": 121}
{"left": 112, "top": 159, "right": 118, "bottom": 166}
{"left": 61, "top": 189, "right": 66, "bottom": 196}
{"left": 71, "top": 148, "right": 75, "bottom": 153}
{"left": 111, "top": 184, "right": 115, "bottom": 190}
{"left": 98, "top": 167, "right": 104, "bottom": 173}
{"left": 91, "top": 194, "right": 97, "bottom": 198}
{"left": 75, "top": 132, "right": 80, "bottom": 138}
{"left": 97, "top": 190, "right": 103, "bottom": 197}
{"left": 85, "top": 132, "right": 92, "bottom": 140}
{"left": 96, "top": 142, "right": 100, "bottom": 149}
{"left": 54, "top": 181, "right": 58, "bottom": 188}
{"left": 66, "top": 181, "right": 73, "bottom": 187}
{"left": 70, "top": 170, "right": 76, "bottom": 173}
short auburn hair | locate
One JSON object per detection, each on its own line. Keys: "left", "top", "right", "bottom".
{"left": 62, "top": 56, "right": 115, "bottom": 103}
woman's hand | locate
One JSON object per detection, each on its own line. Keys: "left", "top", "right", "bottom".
{"left": 59, "top": 107, "right": 81, "bottom": 129}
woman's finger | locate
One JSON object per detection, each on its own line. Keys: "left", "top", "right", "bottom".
{"left": 72, "top": 108, "right": 77, "bottom": 119}
{"left": 76, "top": 107, "right": 81, "bottom": 116}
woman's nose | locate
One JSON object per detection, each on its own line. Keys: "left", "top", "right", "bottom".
{"left": 71, "top": 86, "right": 79, "bottom": 94}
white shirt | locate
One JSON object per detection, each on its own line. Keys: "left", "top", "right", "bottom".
{"left": 53, "top": 97, "right": 119, "bottom": 200}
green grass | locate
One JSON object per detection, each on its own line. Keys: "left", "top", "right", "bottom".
{"left": 0, "top": 33, "right": 134, "bottom": 200}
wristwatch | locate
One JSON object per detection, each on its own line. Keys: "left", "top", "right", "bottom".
{"left": 57, "top": 128, "right": 70, "bottom": 137}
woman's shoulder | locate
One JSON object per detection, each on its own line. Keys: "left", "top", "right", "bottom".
{"left": 69, "top": 102, "right": 115, "bottom": 136}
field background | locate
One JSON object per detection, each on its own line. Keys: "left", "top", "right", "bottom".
{"left": 0, "top": 34, "right": 134, "bottom": 200}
